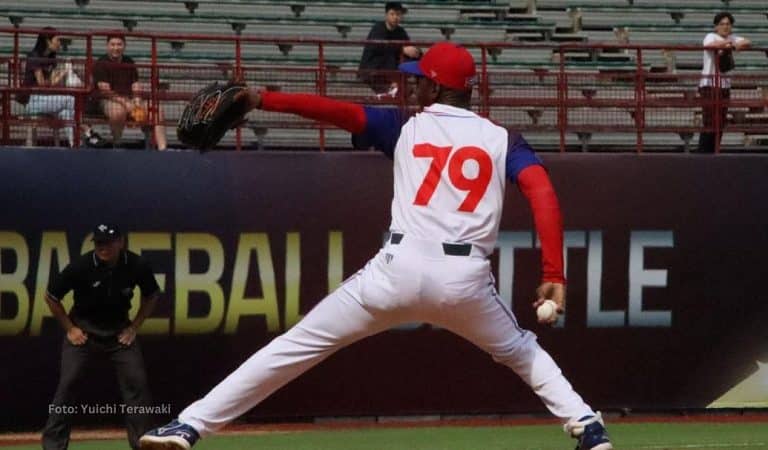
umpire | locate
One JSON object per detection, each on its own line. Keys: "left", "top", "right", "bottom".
{"left": 42, "top": 224, "right": 160, "bottom": 450}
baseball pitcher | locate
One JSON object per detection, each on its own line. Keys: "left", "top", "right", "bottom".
{"left": 141, "top": 42, "right": 613, "bottom": 450}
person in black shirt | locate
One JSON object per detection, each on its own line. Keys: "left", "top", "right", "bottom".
{"left": 358, "top": 2, "right": 421, "bottom": 96}
{"left": 91, "top": 34, "right": 167, "bottom": 149}
{"left": 42, "top": 224, "right": 161, "bottom": 450}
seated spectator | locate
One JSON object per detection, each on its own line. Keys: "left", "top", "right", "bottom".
{"left": 19, "top": 27, "right": 100, "bottom": 147}
{"left": 91, "top": 34, "right": 167, "bottom": 150}
{"left": 358, "top": 2, "right": 421, "bottom": 97}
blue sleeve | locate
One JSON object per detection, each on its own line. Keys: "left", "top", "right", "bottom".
{"left": 506, "top": 131, "right": 543, "bottom": 184}
{"left": 351, "top": 106, "right": 405, "bottom": 159}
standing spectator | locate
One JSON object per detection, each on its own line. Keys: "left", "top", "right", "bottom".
{"left": 697, "top": 12, "right": 751, "bottom": 153}
{"left": 42, "top": 224, "right": 161, "bottom": 450}
{"left": 358, "top": 2, "right": 421, "bottom": 97}
{"left": 92, "top": 34, "right": 167, "bottom": 150}
{"left": 19, "top": 28, "right": 81, "bottom": 147}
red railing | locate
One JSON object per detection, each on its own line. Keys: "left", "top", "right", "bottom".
{"left": 1, "top": 27, "right": 767, "bottom": 152}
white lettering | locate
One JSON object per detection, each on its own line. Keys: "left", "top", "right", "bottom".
{"left": 628, "top": 231, "right": 673, "bottom": 327}
{"left": 587, "top": 231, "right": 626, "bottom": 327}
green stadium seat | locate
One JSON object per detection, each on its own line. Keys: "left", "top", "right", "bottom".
{"left": 0, "top": 5, "right": 558, "bottom": 41}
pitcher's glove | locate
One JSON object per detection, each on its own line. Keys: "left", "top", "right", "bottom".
{"left": 177, "top": 81, "right": 249, "bottom": 150}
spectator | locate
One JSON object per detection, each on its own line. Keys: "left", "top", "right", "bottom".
{"left": 697, "top": 12, "right": 751, "bottom": 153}
{"left": 92, "top": 34, "right": 167, "bottom": 150}
{"left": 19, "top": 28, "right": 99, "bottom": 147}
{"left": 358, "top": 2, "right": 421, "bottom": 97}
{"left": 42, "top": 223, "right": 161, "bottom": 450}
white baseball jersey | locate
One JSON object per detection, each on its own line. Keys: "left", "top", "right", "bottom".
{"left": 390, "top": 104, "right": 508, "bottom": 255}
{"left": 354, "top": 103, "right": 543, "bottom": 256}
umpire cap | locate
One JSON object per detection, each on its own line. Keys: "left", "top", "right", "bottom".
{"left": 92, "top": 223, "right": 123, "bottom": 243}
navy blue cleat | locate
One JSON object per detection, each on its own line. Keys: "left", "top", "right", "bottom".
{"left": 564, "top": 412, "right": 613, "bottom": 450}
{"left": 139, "top": 419, "right": 200, "bottom": 450}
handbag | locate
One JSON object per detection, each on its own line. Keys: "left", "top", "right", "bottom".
{"left": 64, "top": 62, "right": 84, "bottom": 88}
{"left": 718, "top": 49, "right": 735, "bottom": 73}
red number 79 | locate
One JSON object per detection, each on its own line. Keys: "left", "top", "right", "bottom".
{"left": 412, "top": 143, "right": 493, "bottom": 213}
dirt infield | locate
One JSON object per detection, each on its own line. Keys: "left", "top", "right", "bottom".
{"left": 3, "top": 412, "right": 766, "bottom": 447}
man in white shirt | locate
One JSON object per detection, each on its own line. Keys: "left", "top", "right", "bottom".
{"left": 697, "top": 12, "right": 751, "bottom": 153}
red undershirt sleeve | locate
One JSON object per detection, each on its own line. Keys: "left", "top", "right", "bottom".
{"left": 260, "top": 91, "right": 367, "bottom": 134}
{"left": 516, "top": 165, "right": 566, "bottom": 284}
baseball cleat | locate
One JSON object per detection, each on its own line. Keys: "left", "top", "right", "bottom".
{"left": 139, "top": 419, "right": 200, "bottom": 449}
{"left": 565, "top": 412, "right": 613, "bottom": 450}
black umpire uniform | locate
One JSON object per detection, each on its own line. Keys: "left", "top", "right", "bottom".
{"left": 42, "top": 224, "right": 160, "bottom": 450}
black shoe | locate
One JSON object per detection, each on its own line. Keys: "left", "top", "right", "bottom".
{"left": 83, "top": 130, "right": 108, "bottom": 148}
{"left": 565, "top": 412, "right": 613, "bottom": 450}
{"left": 139, "top": 419, "right": 200, "bottom": 449}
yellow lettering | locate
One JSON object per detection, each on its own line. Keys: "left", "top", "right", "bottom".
{"left": 328, "top": 231, "right": 343, "bottom": 292}
{"left": 284, "top": 232, "right": 302, "bottom": 328}
{"left": 81, "top": 233, "right": 94, "bottom": 254}
{"left": 128, "top": 232, "right": 171, "bottom": 334}
{"left": 175, "top": 233, "right": 225, "bottom": 334}
{"left": 30, "top": 232, "right": 72, "bottom": 335}
{"left": 225, "top": 233, "right": 279, "bottom": 334}
{"left": 0, "top": 232, "right": 30, "bottom": 335}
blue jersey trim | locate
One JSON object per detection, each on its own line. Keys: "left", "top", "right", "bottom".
{"left": 505, "top": 131, "right": 543, "bottom": 183}
{"left": 351, "top": 106, "right": 406, "bottom": 158}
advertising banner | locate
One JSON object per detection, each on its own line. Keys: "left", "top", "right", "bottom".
{"left": 0, "top": 149, "right": 766, "bottom": 429}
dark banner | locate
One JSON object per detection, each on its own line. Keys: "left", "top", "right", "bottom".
{"left": 0, "top": 149, "right": 766, "bottom": 429}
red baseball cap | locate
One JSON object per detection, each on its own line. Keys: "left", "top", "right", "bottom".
{"left": 399, "top": 42, "right": 476, "bottom": 90}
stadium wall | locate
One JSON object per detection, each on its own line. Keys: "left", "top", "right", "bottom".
{"left": 0, "top": 149, "right": 766, "bottom": 429}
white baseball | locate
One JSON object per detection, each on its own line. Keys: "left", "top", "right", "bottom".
{"left": 536, "top": 299, "right": 559, "bottom": 321}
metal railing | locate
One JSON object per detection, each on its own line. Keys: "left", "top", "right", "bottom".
{"left": 1, "top": 27, "right": 767, "bottom": 152}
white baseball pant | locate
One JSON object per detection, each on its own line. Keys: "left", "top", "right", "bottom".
{"left": 179, "top": 234, "right": 594, "bottom": 435}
